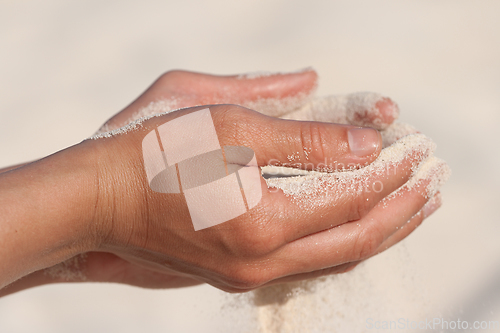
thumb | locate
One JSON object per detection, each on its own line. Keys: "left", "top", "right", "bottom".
{"left": 212, "top": 105, "right": 382, "bottom": 171}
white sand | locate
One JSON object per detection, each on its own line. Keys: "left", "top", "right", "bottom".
{"left": 283, "top": 92, "right": 399, "bottom": 131}
{"left": 91, "top": 98, "right": 182, "bottom": 139}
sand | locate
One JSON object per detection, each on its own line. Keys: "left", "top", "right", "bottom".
{"left": 282, "top": 92, "right": 399, "bottom": 131}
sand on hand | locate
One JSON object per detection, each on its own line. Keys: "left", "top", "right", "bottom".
{"left": 253, "top": 97, "right": 449, "bottom": 333}
{"left": 89, "top": 93, "right": 450, "bottom": 333}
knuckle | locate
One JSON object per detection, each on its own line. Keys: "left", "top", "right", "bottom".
{"left": 348, "top": 194, "right": 374, "bottom": 221}
{"left": 223, "top": 264, "right": 270, "bottom": 291}
{"left": 230, "top": 224, "right": 280, "bottom": 258}
{"left": 351, "top": 223, "right": 385, "bottom": 261}
{"left": 155, "top": 70, "right": 188, "bottom": 86}
{"left": 211, "top": 106, "right": 255, "bottom": 145}
{"left": 220, "top": 206, "right": 283, "bottom": 259}
{"left": 300, "top": 122, "right": 329, "bottom": 164}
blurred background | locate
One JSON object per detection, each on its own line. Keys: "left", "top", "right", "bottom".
{"left": 0, "top": 1, "right": 499, "bottom": 332}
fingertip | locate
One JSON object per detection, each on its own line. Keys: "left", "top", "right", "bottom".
{"left": 375, "top": 97, "right": 400, "bottom": 126}
{"left": 422, "top": 192, "right": 442, "bottom": 219}
{"left": 347, "top": 127, "right": 383, "bottom": 159}
{"left": 277, "top": 68, "right": 318, "bottom": 98}
{"left": 346, "top": 93, "right": 399, "bottom": 130}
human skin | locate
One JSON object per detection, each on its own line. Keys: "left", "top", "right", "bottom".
{"left": 0, "top": 70, "right": 440, "bottom": 297}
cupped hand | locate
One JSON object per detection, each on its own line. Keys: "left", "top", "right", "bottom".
{"left": 82, "top": 97, "right": 441, "bottom": 293}
{"left": 1, "top": 70, "right": 436, "bottom": 296}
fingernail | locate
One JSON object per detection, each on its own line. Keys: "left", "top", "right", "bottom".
{"left": 423, "top": 193, "right": 442, "bottom": 218}
{"left": 348, "top": 127, "right": 381, "bottom": 157}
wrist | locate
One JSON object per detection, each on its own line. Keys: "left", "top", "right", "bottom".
{"left": 0, "top": 142, "right": 99, "bottom": 288}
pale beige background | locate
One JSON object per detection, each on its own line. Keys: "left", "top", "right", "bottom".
{"left": 1, "top": 1, "right": 499, "bottom": 332}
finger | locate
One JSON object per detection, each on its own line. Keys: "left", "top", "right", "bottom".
{"left": 374, "top": 192, "right": 442, "bottom": 254}
{"left": 129, "top": 103, "right": 383, "bottom": 176}
{"left": 264, "top": 155, "right": 449, "bottom": 279}
{"left": 145, "top": 69, "right": 317, "bottom": 112}
{"left": 179, "top": 68, "right": 317, "bottom": 108}
{"left": 210, "top": 105, "right": 383, "bottom": 170}
{"left": 282, "top": 92, "right": 400, "bottom": 130}
{"left": 96, "top": 69, "right": 318, "bottom": 134}
{"left": 262, "top": 133, "right": 436, "bottom": 241}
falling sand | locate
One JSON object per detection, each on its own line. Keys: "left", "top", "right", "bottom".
{"left": 89, "top": 93, "right": 450, "bottom": 332}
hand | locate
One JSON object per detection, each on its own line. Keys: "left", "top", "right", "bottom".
{"left": 0, "top": 70, "right": 445, "bottom": 296}
{"left": 2, "top": 70, "right": 322, "bottom": 294}
{"left": 96, "top": 69, "right": 399, "bottom": 133}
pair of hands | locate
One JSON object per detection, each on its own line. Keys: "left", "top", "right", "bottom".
{"left": 0, "top": 69, "right": 439, "bottom": 296}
